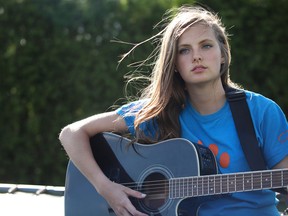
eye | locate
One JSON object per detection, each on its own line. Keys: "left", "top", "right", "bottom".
{"left": 178, "top": 48, "right": 190, "bottom": 55}
{"left": 202, "top": 44, "right": 213, "bottom": 49}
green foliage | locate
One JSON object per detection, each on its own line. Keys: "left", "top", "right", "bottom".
{"left": 0, "top": 0, "right": 187, "bottom": 185}
{"left": 1, "top": 0, "right": 288, "bottom": 185}
{"left": 197, "top": 0, "right": 288, "bottom": 114}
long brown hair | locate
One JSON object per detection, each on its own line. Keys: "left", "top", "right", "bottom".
{"left": 125, "top": 6, "right": 234, "bottom": 143}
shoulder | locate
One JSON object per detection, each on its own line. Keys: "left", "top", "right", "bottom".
{"left": 244, "top": 90, "right": 285, "bottom": 119}
{"left": 116, "top": 99, "right": 149, "bottom": 116}
{"left": 245, "top": 90, "right": 279, "bottom": 109}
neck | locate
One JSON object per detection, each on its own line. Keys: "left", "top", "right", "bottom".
{"left": 187, "top": 80, "right": 226, "bottom": 115}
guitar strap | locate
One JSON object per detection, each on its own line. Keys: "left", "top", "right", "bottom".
{"left": 225, "top": 87, "right": 267, "bottom": 171}
{"left": 225, "top": 87, "right": 287, "bottom": 194}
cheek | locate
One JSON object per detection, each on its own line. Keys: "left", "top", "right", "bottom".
{"left": 176, "top": 56, "right": 189, "bottom": 70}
{"left": 207, "top": 52, "right": 222, "bottom": 67}
{"left": 207, "top": 49, "right": 221, "bottom": 59}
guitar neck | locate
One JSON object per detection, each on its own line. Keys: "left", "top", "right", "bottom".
{"left": 169, "top": 168, "right": 288, "bottom": 199}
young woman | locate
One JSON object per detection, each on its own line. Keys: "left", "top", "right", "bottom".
{"left": 59, "top": 5, "right": 288, "bottom": 216}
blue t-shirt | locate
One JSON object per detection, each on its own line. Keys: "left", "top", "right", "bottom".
{"left": 116, "top": 91, "right": 288, "bottom": 215}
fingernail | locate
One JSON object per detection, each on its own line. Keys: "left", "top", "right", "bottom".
{"left": 141, "top": 193, "right": 146, "bottom": 198}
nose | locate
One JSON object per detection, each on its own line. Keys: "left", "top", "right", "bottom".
{"left": 193, "top": 56, "right": 202, "bottom": 63}
{"left": 192, "top": 49, "right": 202, "bottom": 62}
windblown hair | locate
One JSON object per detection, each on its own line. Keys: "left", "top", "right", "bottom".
{"left": 126, "top": 5, "right": 235, "bottom": 143}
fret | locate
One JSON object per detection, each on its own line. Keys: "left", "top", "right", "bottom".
{"left": 180, "top": 178, "right": 184, "bottom": 198}
{"left": 262, "top": 172, "right": 271, "bottom": 189}
{"left": 169, "top": 178, "right": 173, "bottom": 199}
{"left": 252, "top": 172, "right": 262, "bottom": 190}
{"left": 243, "top": 173, "right": 252, "bottom": 191}
{"left": 208, "top": 176, "right": 215, "bottom": 195}
{"left": 283, "top": 170, "right": 288, "bottom": 186}
{"left": 192, "top": 177, "right": 198, "bottom": 196}
{"left": 174, "top": 178, "right": 179, "bottom": 198}
{"left": 185, "top": 178, "right": 189, "bottom": 197}
{"left": 188, "top": 178, "right": 191, "bottom": 196}
{"left": 214, "top": 175, "right": 221, "bottom": 194}
{"left": 183, "top": 178, "right": 187, "bottom": 197}
{"left": 184, "top": 178, "right": 188, "bottom": 197}
{"left": 221, "top": 175, "right": 228, "bottom": 193}
{"left": 271, "top": 170, "right": 281, "bottom": 188}
{"left": 235, "top": 173, "right": 244, "bottom": 192}
{"left": 203, "top": 176, "right": 209, "bottom": 195}
{"left": 185, "top": 178, "right": 190, "bottom": 197}
{"left": 187, "top": 178, "right": 193, "bottom": 197}
{"left": 174, "top": 179, "right": 180, "bottom": 198}
{"left": 282, "top": 170, "right": 284, "bottom": 187}
{"left": 228, "top": 174, "right": 236, "bottom": 192}
{"left": 197, "top": 176, "right": 203, "bottom": 196}
{"left": 175, "top": 178, "right": 179, "bottom": 198}
{"left": 182, "top": 178, "right": 186, "bottom": 197}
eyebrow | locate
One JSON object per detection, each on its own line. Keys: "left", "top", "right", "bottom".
{"left": 178, "top": 38, "right": 215, "bottom": 47}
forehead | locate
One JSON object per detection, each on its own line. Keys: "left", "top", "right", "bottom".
{"left": 178, "top": 23, "right": 216, "bottom": 45}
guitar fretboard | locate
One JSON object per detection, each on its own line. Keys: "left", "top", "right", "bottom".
{"left": 169, "top": 169, "right": 288, "bottom": 199}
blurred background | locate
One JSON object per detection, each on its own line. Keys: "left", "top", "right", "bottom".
{"left": 1, "top": 0, "right": 288, "bottom": 189}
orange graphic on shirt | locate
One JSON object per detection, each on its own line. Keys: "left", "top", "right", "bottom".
{"left": 219, "top": 152, "right": 230, "bottom": 168}
{"left": 278, "top": 130, "right": 288, "bottom": 143}
{"left": 208, "top": 143, "right": 230, "bottom": 168}
{"left": 209, "top": 144, "right": 219, "bottom": 156}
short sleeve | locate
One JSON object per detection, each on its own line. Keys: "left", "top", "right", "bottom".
{"left": 116, "top": 100, "right": 147, "bottom": 135}
{"left": 257, "top": 100, "right": 288, "bottom": 168}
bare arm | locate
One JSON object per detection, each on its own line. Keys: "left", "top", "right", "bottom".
{"left": 59, "top": 111, "right": 147, "bottom": 216}
{"left": 59, "top": 111, "right": 124, "bottom": 190}
{"left": 273, "top": 155, "right": 288, "bottom": 169}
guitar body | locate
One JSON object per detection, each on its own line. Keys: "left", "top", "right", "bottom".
{"left": 64, "top": 132, "right": 217, "bottom": 216}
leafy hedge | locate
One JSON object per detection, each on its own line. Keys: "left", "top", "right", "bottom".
{"left": 1, "top": 0, "right": 287, "bottom": 185}
{"left": 200, "top": 0, "right": 288, "bottom": 113}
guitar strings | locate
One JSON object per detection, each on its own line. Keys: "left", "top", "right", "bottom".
{"left": 114, "top": 171, "right": 288, "bottom": 198}
{"left": 119, "top": 172, "right": 288, "bottom": 189}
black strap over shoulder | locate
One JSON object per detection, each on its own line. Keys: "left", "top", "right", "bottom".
{"left": 225, "top": 87, "right": 287, "bottom": 194}
{"left": 225, "top": 87, "right": 267, "bottom": 171}
{"left": 226, "top": 88, "right": 267, "bottom": 171}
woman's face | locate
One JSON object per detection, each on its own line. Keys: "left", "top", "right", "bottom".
{"left": 175, "top": 23, "right": 224, "bottom": 88}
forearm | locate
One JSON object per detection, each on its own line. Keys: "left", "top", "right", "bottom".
{"left": 273, "top": 155, "right": 288, "bottom": 170}
{"left": 59, "top": 126, "right": 110, "bottom": 193}
{"left": 59, "top": 111, "right": 128, "bottom": 193}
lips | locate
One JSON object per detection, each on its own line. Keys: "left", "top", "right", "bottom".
{"left": 192, "top": 65, "right": 207, "bottom": 72}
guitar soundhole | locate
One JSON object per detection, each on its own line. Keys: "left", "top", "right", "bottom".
{"left": 139, "top": 172, "right": 169, "bottom": 212}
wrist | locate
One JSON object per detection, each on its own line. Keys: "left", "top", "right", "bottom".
{"left": 93, "top": 172, "right": 111, "bottom": 195}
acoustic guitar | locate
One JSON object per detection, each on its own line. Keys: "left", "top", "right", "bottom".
{"left": 64, "top": 132, "right": 288, "bottom": 216}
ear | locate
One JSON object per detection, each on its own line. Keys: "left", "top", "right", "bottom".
{"left": 221, "top": 56, "right": 225, "bottom": 64}
{"left": 174, "top": 66, "right": 178, "bottom": 73}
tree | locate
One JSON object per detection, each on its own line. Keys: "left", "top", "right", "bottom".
{"left": 1, "top": 0, "right": 287, "bottom": 185}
